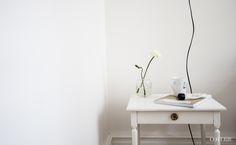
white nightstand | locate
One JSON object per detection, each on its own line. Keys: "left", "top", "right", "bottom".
{"left": 126, "top": 94, "right": 227, "bottom": 145}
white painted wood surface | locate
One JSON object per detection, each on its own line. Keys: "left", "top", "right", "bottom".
{"left": 127, "top": 94, "right": 226, "bottom": 111}
{"left": 200, "top": 124, "right": 206, "bottom": 145}
{"left": 137, "top": 111, "right": 213, "bottom": 124}
{"left": 126, "top": 94, "right": 227, "bottom": 145}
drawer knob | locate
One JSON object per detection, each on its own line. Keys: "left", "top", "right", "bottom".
{"left": 171, "top": 113, "right": 178, "bottom": 121}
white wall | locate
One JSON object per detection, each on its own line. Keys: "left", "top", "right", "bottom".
{"left": 106, "top": 0, "right": 236, "bottom": 137}
{"left": 0, "top": 0, "right": 107, "bottom": 145}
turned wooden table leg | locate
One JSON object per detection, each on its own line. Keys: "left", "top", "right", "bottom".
{"left": 132, "top": 127, "right": 138, "bottom": 145}
{"left": 200, "top": 124, "right": 206, "bottom": 145}
{"left": 131, "top": 112, "right": 138, "bottom": 145}
{"left": 214, "top": 112, "right": 221, "bottom": 145}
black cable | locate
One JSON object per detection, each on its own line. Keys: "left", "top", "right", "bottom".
{"left": 188, "top": 124, "right": 196, "bottom": 145}
{"left": 186, "top": 0, "right": 196, "bottom": 145}
{"left": 186, "top": 0, "right": 195, "bottom": 94}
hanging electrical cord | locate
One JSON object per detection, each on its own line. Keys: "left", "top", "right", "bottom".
{"left": 186, "top": 0, "right": 196, "bottom": 145}
{"left": 186, "top": 0, "right": 194, "bottom": 94}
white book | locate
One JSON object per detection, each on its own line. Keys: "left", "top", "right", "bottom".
{"left": 154, "top": 94, "right": 212, "bottom": 108}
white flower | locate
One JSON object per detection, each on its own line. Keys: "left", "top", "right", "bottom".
{"left": 150, "top": 50, "right": 161, "bottom": 58}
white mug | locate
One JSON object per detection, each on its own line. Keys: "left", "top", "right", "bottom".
{"left": 170, "top": 77, "right": 187, "bottom": 96}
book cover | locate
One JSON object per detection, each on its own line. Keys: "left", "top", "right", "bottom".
{"left": 154, "top": 94, "right": 211, "bottom": 108}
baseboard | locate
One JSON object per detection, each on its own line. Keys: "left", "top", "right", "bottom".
{"left": 110, "top": 136, "right": 236, "bottom": 145}
{"left": 105, "top": 134, "right": 112, "bottom": 145}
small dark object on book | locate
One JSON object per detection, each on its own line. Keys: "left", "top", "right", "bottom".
{"left": 177, "top": 93, "right": 185, "bottom": 100}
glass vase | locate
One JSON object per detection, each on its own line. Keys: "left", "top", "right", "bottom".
{"left": 136, "top": 79, "right": 152, "bottom": 97}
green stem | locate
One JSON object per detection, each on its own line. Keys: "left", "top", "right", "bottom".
{"left": 141, "top": 69, "right": 146, "bottom": 96}
{"left": 136, "top": 56, "right": 155, "bottom": 96}
{"left": 143, "top": 56, "right": 155, "bottom": 79}
{"left": 136, "top": 68, "right": 144, "bottom": 93}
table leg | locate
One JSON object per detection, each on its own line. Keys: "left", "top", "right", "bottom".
{"left": 138, "top": 124, "right": 140, "bottom": 145}
{"left": 200, "top": 124, "right": 206, "bottom": 145}
{"left": 214, "top": 127, "right": 220, "bottom": 145}
{"left": 131, "top": 112, "right": 138, "bottom": 145}
{"left": 132, "top": 127, "right": 138, "bottom": 145}
{"left": 214, "top": 112, "right": 221, "bottom": 145}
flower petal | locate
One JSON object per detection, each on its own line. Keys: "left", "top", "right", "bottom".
{"left": 150, "top": 50, "right": 161, "bottom": 58}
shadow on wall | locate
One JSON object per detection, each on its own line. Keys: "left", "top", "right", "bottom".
{"left": 98, "top": 105, "right": 108, "bottom": 145}
{"left": 217, "top": 75, "right": 236, "bottom": 135}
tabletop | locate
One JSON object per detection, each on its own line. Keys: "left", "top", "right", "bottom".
{"left": 126, "top": 94, "right": 227, "bottom": 112}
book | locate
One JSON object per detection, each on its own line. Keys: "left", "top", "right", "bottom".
{"left": 154, "top": 94, "right": 212, "bottom": 108}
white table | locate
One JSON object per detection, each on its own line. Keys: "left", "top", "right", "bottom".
{"left": 126, "top": 94, "right": 226, "bottom": 145}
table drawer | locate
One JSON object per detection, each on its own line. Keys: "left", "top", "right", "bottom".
{"left": 137, "top": 111, "right": 214, "bottom": 124}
